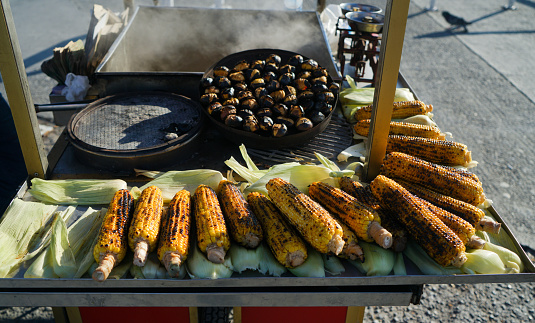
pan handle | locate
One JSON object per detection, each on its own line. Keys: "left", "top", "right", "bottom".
{"left": 34, "top": 100, "right": 93, "bottom": 112}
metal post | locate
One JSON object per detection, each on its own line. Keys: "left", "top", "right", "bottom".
{"left": 502, "top": 0, "right": 517, "bottom": 10}
{"left": 427, "top": 0, "right": 438, "bottom": 11}
{"left": 363, "top": 0, "right": 411, "bottom": 181}
{"left": 0, "top": 0, "right": 48, "bottom": 179}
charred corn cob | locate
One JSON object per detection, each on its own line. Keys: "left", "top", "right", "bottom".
{"left": 370, "top": 175, "right": 467, "bottom": 267}
{"left": 397, "top": 180, "right": 500, "bottom": 234}
{"left": 128, "top": 185, "right": 164, "bottom": 267}
{"left": 386, "top": 135, "right": 473, "bottom": 167}
{"left": 422, "top": 199, "right": 475, "bottom": 245}
{"left": 157, "top": 190, "right": 191, "bottom": 277}
{"left": 338, "top": 177, "right": 409, "bottom": 252}
{"left": 92, "top": 189, "right": 134, "bottom": 282}
{"left": 308, "top": 181, "right": 392, "bottom": 249}
{"left": 355, "top": 100, "right": 433, "bottom": 121}
{"left": 217, "top": 180, "right": 263, "bottom": 248}
{"left": 380, "top": 152, "right": 486, "bottom": 206}
{"left": 247, "top": 192, "right": 307, "bottom": 268}
{"left": 193, "top": 184, "right": 231, "bottom": 264}
{"left": 333, "top": 217, "right": 365, "bottom": 261}
{"left": 354, "top": 119, "right": 445, "bottom": 140}
{"left": 266, "top": 178, "right": 345, "bottom": 255}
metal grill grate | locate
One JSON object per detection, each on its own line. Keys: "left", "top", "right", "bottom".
{"left": 247, "top": 115, "right": 353, "bottom": 165}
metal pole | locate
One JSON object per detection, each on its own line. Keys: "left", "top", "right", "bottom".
{"left": 0, "top": 0, "right": 48, "bottom": 179}
{"left": 427, "top": 0, "right": 438, "bottom": 11}
{"left": 363, "top": 0, "right": 411, "bottom": 181}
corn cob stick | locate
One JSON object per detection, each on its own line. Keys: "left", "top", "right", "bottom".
{"left": 247, "top": 192, "right": 308, "bottom": 268}
{"left": 266, "top": 178, "right": 345, "bottom": 255}
{"left": 332, "top": 217, "right": 365, "bottom": 262}
{"left": 338, "top": 177, "right": 409, "bottom": 253}
{"left": 308, "top": 181, "right": 392, "bottom": 249}
{"left": 355, "top": 100, "right": 433, "bottom": 121}
{"left": 380, "top": 152, "right": 486, "bottom": 206}
{"left": 93, "top": 189, "right": 134, "bottom": 282}
{"left": 370, "top": 175, "right": 467, "bottom": 267}
{"left": 397, "top": 180, "right": 500, "bottom": 234}
{"left": 128, "top": 185, "right": 164, "bottom": 267}
{"left": 386, "top": 135, "right": 473, "bottom": 167}
{"left": 354, "top": 119, "right": 446, "bottom": 140}
{"left": 157, "top": 190, "right": 191, "bottom": 277}
{"left": 217, "top": 180, "right": 263, "bottom": 249}
{"left": 193, "top": 184, "right": 231, "bottom": 264}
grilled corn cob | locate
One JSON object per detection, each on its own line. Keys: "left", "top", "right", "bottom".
{"left": 266, "top": 178, "right": 345, "bottom": 255}
{"left": 333, "top": 217, "right": 365, "bottom": 261}
{"left": 397, "top": 180, "right": 500, "bottom": 234}
{"left": 380, "top": 152, "right": 486, "bottom": 206}
{"left": 128, "top": 185, "right": 164, "bottom": 267}
{"left": 355, "top": 100, "right": 433, "bottom": 121}
{"left": 217, "top": 180, "right": 263, "bottom": 248}
{"left": 92, "top": 189, "right": 134, "bottom": 282}
{"left": 338, "top": 176, "right": 409, "bottom": 252}
{"left": 354, "top": 119, "right": 445, "bottom": 140}
{"left": 308, "top": 181, "right": 392, "bottom": 249}
{"left": 247, "top": 192, "right": 307, "bottom": 268}
{"left": 157, "top": 190, "right": 191, "bottom": 277}
{"left": 193, "top": 184, "right": 231, "bottom": 264}
{"left": 386, "top": 135, "right": 473, "bottom": 167}
{"left": 370, "top": 175, "right": 467, "bottom": 267}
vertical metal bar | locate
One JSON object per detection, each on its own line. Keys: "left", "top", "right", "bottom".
{"left": 363, "top": 0, "right": 411, "bottom": 181}
{"left": 345, "top": 306, "right": 365, "bottom": 323}
{"left": 0, "top": 0, "right": 48, "bottom": 179}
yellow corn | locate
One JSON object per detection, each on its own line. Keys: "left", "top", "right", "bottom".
{"left": 380, "top": 152, "right": 486, "bottom": 206}
{"left": 354, "top": 119, "right": 445, "bottom": 140}
{"left": 92, "top": 189, "right": 134, "bottom": 282}
{"left": 193, "top": 184, "right": 231, "bottom": 264}
{"left": 266, "top": 178, "right": 345, "bottom": 255}
{"left": 308, "top": 181, "right": 392, "bottom": 249}
{"left": 397, "top": 180, "right": 500, "bottom": 234}
{"left": 370, "top": 175, "right": 467, "bottom": 267}
{"left": 355, "top": 100, "right": 432, "bottom": 121}
{"left": 157, "top": 190, "right": 191, "bottom": 277}
{"left": 217, "top": 180, "right": 263, "bottom": 249}
{"left": 386, "top": 135, "right": 473, "bottom": 167}
{"left": 128, "top": 185, "right": 164, "bottom": 267}
{"left": 247, "top": 192, "right": 307, "bottom": 268}
{"left": 422, "top": 198, "right": 475, "bottom": 245}
{"left": 333, "top": 217, "right": 365, "bottom": 261}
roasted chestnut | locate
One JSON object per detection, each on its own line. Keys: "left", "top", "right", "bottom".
{"left": 258, "top": 116, "right": 274, "bottom": 132}
{"left": 204, "top": 86, "right": 220, "bottom": 94}
{"left": 233, "top": 60, "right": 250, "bottom": 71}
{"left": 297, "top": 71, "right": 312, "bottom": 79}
{"left": 220, "top": 105, "right": 237, "bottom": 121}
{"left": 200, "top": 93, "right": 219, "bottom": 106}
{"left": 256, "top": 107, "right": 273, "bottom": 118}
{"left": 225, "top": 114, "right": 243, "bottom": 128}
{"left": 300, "top": 99, "right": 315, "bottom": 112}
{"left": 250, "top": 78, "right": 265, "bottom": 89}
{"left": 213, "top": 66, "right": 230, "bottom": 77}
{"left": 308, "top": 110, "right": 325, "bottom": 124}
{"left": 259, "top": 95, "right": 275, "bottom": 109}
{"left": 272, "top": 103, "right": 289, "bottom": 117}
{"left": 201, "top": 77, "right": 213, "bottom": 88}
{"left": 234, "top": 82, "right": 248, "bottom": 92}
{"left": 236, "top": 90, "right": 253, "bottom": 101}
{"left": 266, "top": 54, "right": 281, "bottom": 66}
{"left": 294, "top": 78, "right": 311, "bottom": 91}
{"left": 275, "top": 116, "right": 294, "bottom": 128}
{"left": 283, "top": 94, "right": 297, "bottom": 106}
{"left": 278, "top": 73, "right": 294, "bottom": 87}
{"left": 214, "top": 76, "right": 231, "bottom": 88}
{"left": 301, "top": 59, "right": 318, "bottom": 71}
{"left": 312, "top": 76, "right": 328, "bottom": 86}
{"left": 289, "top": 105, "right": 304, "bottom": 120}
{"left": 238, "top": 109, "right": 254, "bottom": 119}
{"left": 263, "top": 71, "right": 277, "bottom": 83}
{"left": 283, "top": 85, "right": 297, "bottom": 96}
{"left": 287, "top": 54, "right": 304, "bottom": 66}
{"left": 220, "top": 87, "right": 235, "bottom": 100}
{"left": 279, "top": 64, "right": 295, "bottom": 75}
{"left": 312, "top": 67, "right": 329, "bottom": 78}
{"left": 207, "top": 102, "right": 223, "bottom": 119}
{"left": 295, "top": 117, "right": 313, "bottom": 131}
{"left": 312, "top": 83, "right": 329, "bottom": 93}
{"left": 264, "top": 62, "right": 279, "bottom": 74}
{"left": 271, "top": 89, "right": 286, "bottom": 102}
{"left": 316, "top": 91, "right": 335, "bottom": 104}
{"left": 229, "top": 71, "right": 245, "bottom": 83}
{"left": 240, "top": 98, "right": 259, "bottom": 112}
{"left": 254, "top": 87, "right": 268, "bottom": 99}
{"left": 329, "top": 82, "right": 340, "bottom": 95}
{"left": 320, "top": 103, "right": 333, "bottom": 115}
{"left": 297, "top": 90, "right": 314, "bottom": 101}
{"left": 223, "top": 98, "right": 240, "bottom": 107}
{"left": 272, "top": 123, "right": 288, "bottom": 137}
{"left": 245, "top": 68, "right": 262, "bottom": 82}
{"left": 251, "top": 60, "right": 265, "bottom": 70}
{"left": 243, "top": 116, "right": 259, "bottom": 132}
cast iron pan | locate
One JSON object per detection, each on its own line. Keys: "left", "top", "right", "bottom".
{"left": 200, "top": 48, "right": 338, "bottom": 150}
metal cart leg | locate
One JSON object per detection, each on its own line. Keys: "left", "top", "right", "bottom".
{"left": 346, "top": 306, "right": 365, "bottom": 323}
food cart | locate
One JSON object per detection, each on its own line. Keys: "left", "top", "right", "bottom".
{"left": 0, "top": 1, "right": 534, "bottom": 322}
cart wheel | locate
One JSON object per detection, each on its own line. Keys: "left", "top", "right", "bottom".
{"left": 199, "top": 307, "right": 232, "bottom": 323}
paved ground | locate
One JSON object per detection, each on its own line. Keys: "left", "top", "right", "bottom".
{"left": 0, "top": 0, "right": 534, "bottom": 321}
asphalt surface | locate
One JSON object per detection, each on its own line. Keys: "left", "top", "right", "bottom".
{"left": 0, "top": 0, "right": 534, "bottom": 321}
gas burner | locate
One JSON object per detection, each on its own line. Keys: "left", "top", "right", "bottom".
{"left": 335, "top": 16, "right": 381, "bottom": 85}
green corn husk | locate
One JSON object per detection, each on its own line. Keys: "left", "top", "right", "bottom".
{"left": 136, "top": 169, "right": 224, "bottom": 203}
{"left": 257, "top": 243, "right": 287, "bottom": 277}
{"left": 322, "top": 254, "right": 345, "bottom": 276}
{"left": 348, "top": 241, "right": 395, "bottom": 276}
{"left": 403, "top": 240, "right": 462, "bottom": 275}
{"left": 142, "top": 253, "right": 167, "bottom": 279}
{"left": 288, "top": 247, "right": 325, "bottom": 278}
{"left": 393, "top": 252, "right": 407, "bottom": 276}
{"left": 186, "top": 243, "right": 234, "bottom": 279}
{"left": 71, "top": 208, "right": 106, "bottom": 278}
{"left": 28, "top": 178, "right": 127, "bottom": 205}
{"left": 475, "top": 230, "right": 524, "bottom": 273}
{"left": 0, "top": 199, "right": 58, "bottom": 278}
{"left": 314, "top": 152, "right": 354, "bottom": 178}
{"left": 461, "top": 249, "right": 509, "bottom": 275}
{"left": 129, "top": 264, "right": 145, "bottom": 279}
{"left": 50, "top": 214, "right": 77, "bottom": 278}
{"left": 229, "top": 243, "right": 261, "bottom": 274}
